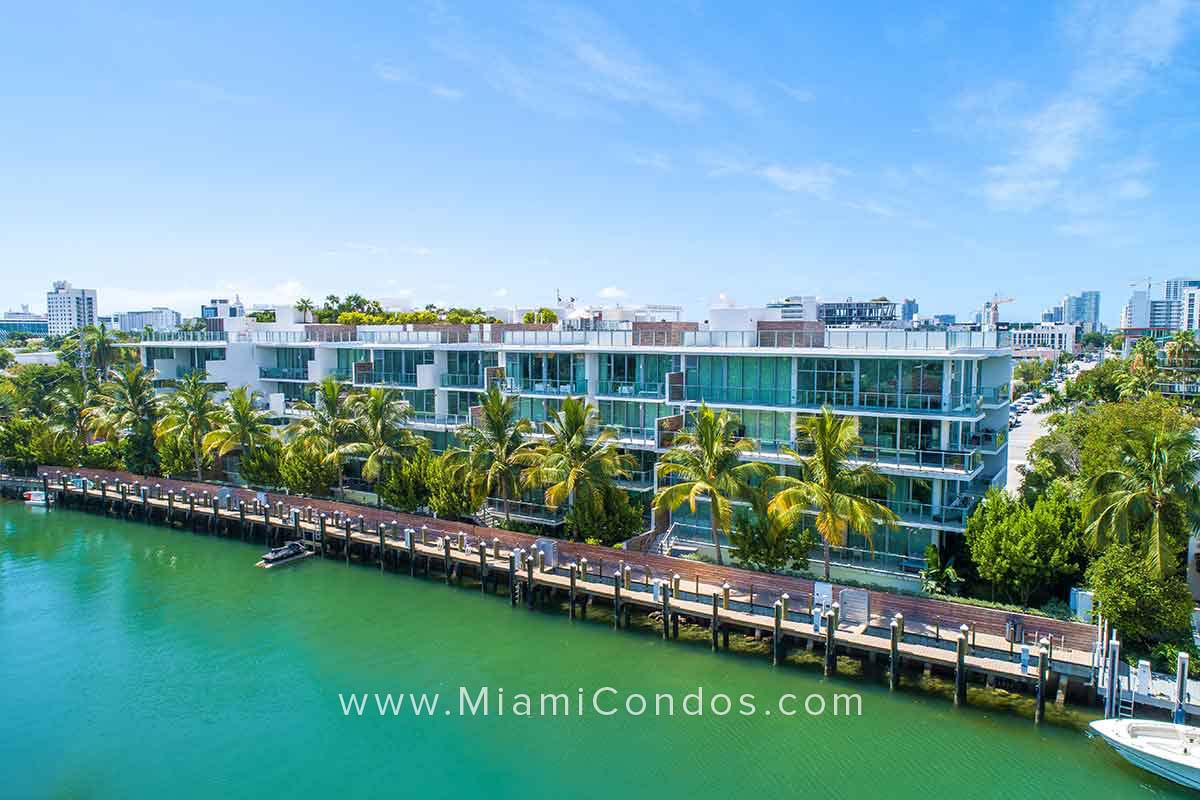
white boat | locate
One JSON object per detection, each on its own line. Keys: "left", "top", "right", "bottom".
{"left": 23, "top": 490, "right": 51, "bottom": 507}
{"left": 1090, "top": 718, "right": 1200, "bottom": 790}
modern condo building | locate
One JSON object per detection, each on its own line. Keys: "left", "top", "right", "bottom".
{"left": 132, "top": 307, "right": 1011, "bottom": 585}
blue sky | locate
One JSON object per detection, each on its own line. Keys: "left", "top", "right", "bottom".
{"left": 2, "top": 1, "right": 1198, "bottom": 325}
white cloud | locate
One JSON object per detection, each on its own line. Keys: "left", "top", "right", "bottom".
{"left": 773, "top": 81, "right": 814, "bottom": 103}
{"left": 493, "top": 288, "right": 509, "bottom": 298}
{"left": 759, "top": 163, "right": 845, "bottom": 196}
{"left": 375, "top": 63, "right": 464, "bottom": 100}
{"left": 96, "top": 280, "right": 308, "bottom": 316}
{"left": 980, "top": 0, "right": 1193, "bottom": 211}
{"left": 598, "top": 286, "right": 627, "bottom": 299}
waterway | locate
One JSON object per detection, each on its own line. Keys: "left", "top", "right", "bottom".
{"left": 0, "top": 502, "right": 1185, "bottom": 798}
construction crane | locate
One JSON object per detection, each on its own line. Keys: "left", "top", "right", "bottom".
{"left": 981, "top": 293, "right": 1014, "bottom": 330}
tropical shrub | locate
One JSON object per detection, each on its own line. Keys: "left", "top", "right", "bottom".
{"left": 1086, "top": 544, "right": 1193, "bottom": 646}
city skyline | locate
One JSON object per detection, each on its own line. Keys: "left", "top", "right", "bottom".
{"left": 3, "top": 2, "right": 1198, "bottom": 324}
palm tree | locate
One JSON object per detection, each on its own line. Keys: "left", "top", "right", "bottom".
{"left": 156, "top": 370, "right": 223, "bottom": 480}
{"left": 521, "top": 396, "right": 634, "bottom": 523}
{"left": 444, "top": 385, "right": 532, "bottom": 522}
{"left": 652, "top": 404, "right": 773, "bottom": 565}
{"left": 1085, "top": 426, "right": 1200, "bottom": 579}
{"left": 48, "top": 377, "right": 92, "bottom": 455}
{"left": 85, "top": 364, "right": 159, "bottom": 473}
{"left": 286, "top": 375, "right": 359, "bottom": 493}
{"left": 81, "top": 323, "right": 124, "bottom": 378}
{"left": 295, "top": 298, "right": 315, "bottom": 323}
{"left": 766, "top": 407, "right": 899, "bottom": 580}
{"left": 201, "top": 386, "right": 275, "bottom": 464}
{"left": 344, "top": 387, "right": 428, "bottom": 484}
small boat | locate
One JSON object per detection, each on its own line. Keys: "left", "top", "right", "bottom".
{"left": 23, "top": 490, "right": 51, "bottom": 507}
{"left": 256, "top": 540, "right": 311, "bottom": 569}
{"left": 1090, "top": 718, "right": 1200, "bottom": 790}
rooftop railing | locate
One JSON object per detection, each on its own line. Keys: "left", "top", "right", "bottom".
{"left": 440, "top": 373, "right": 484, "bottom": 389}
{"left": 139, "top": 331, "right": 227, "bottom": 343}
{"left": 489, "top": 377, "right": 587, "bottom": 396}
{"left": 354, "top": 370, "right": 417, "bottom": 387}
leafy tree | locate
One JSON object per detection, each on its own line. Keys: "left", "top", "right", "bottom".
{"left": 202, "top": 386, "right": 275, "bottom": 464}
{"left": 653, "top": 403, "right": 772, "bottom": 565}
{"left": 344, "top": 388, "right": 427, "bottom": 486}
{"left": 278, "top": 440, "right": 337, "bottom": 496}
{"left": 965, "top": 486, "right": 1086, "bottom": 605}
{"left": 378, "top": 448, "right": 434, "bottom": 512}
{"left": 1081, "top": 331, "right": 1107, "bottom": 350}
{"left": 1087, "top": 544, "right": 1194, "bottom": 646}
{"left": 522, "top": 308, "right": 559, "bottom": 324}
{"left": 520, "top": 396, "right": 633, "bottom": 515}
{"left": 0, "top": 348, "right": 13, "bottom": 370}
{"left": 918, "top": 544, "right": 963, "bottom": 596}
{"left": 295, "top": 298, "right": 315, "bottom": 323}
{"left": 426, "top": 453, "right": 476, "bottom": 520}
{"left": 1085, "top": 425, "right": 1200, "bottom": 578}
{"left": 237, "top": 438, "right": 282, "bottom": 487}
{"left": 247, "top": 310, "right": 276, "bottom": 322}
{"left": 563, "top": 485, "right": 647, "bottom": 545}
{"left": 727, "top": 489, "right": 815, "bottom": 573}
{"left": 80, "top": 440, "right": 123, "bottom": 470}
{"left": 444, "top": 385, "right": 532, "bottom": 522}
{"left": 155, "top": 370, "right": 222, "bottom": 479}
{"left": 767, "top": 407, "right": 898, "bottom": 580}
{"left": 86, "top": 364, "right": 159, "bottom": 475}
{"left": 47, "top": 378, "right": 92, "bottom": 457}
{"left": 0, "top": 417, "right": 43, "bottom": 472}
{"left": 157, "top": 428, "right": 208, "bottom": 477}
{"left": 286, "top": 376, "right": 359, "bottom": 493}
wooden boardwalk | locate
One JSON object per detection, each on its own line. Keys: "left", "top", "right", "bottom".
{"left": 16, "top": 467, "right": 1106, "bottom": 722}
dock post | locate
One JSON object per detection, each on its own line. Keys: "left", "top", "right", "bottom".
{"left": 661, "top": 584, "right": 670, "bottom": 640}
{"left": 613, "top": 576, "right": 622, "bottom": 629}
{"left": 444, "top": 537, "right": 452, "bottom": 585}
{"left": 478, "top": 542, "right": 487, "bottom": 591}
{"left": 139, "top": 486, "right": 148, "bottom": 520}
{"left": 292, "top": 510, "right": 301, "bottom": 543}
{"left": 711, "top": 593, "right": 720, "bottom": 651}
{"left": 187, "top": 492, "right": 194, "bottom": 525}
{"left": 722, "top": 582, "right": 730, "bottom": 609}
{"left": 41, "top": 475, "right": 50, "bottom": 508}
{"left": 406, "top": 528, "right": 415, "bottom": 575}
{"left": 318, "top": 515, "right": 327, "bottom": 558}
{"left": 166, "top": 491, "right": 175, "bottom": 523}
{"left": 378, "top": 524, "right": 386, "bottom": 572}
{"left": 1175, "top": 651, "right": 1190, "bottom": 724}
{"left": 506, "top": 554, "right": 516, "bottom": 605}
{"left": 579, "top": 557, "right": 589, "bottom": 583}
{"left": 525, "top": 556, "right": 535, "bottom": 608}
{"left": 889, "top": 615, "right": 901, "bottom": 690}
{"left": 954, "top": 630, "right": 968, "bottom": 706}
{"left": 772, "top": 601, "right": 783, "bottom": 666}
{"left": 344, "top": 518, "right": 352, "bottom": 565}
{"left": 623, "top": 566, "right": 631, "bottom": 591}
{"left": 1035, "top": 638, "right": 1050, "bottom": 724}
{"left": 823, "top": 610, "right": 837, "bottom": 677}
{"left": 569, "top": 564, "right": 577, "bottom": 620}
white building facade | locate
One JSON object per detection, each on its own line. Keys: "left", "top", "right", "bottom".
{"left": 46, "top": 280, "right": 97, "bottom": 335}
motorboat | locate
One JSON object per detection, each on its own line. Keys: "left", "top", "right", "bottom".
{"left": 256, "top": 540, "right": 310, "bottom": 569}
{"left": 1090, "top": 718, "right": 1200, "bottom": 790}
{"left": 23, "top": 490, "right": 51, "bottom": 507}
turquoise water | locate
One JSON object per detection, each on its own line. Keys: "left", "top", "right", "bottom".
{"left": 0, "top": 502, "right": 1186, "bottom": 799}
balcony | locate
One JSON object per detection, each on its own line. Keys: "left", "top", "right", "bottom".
{"left": 490, "top": 377, "right": 587, "bottom": 396}
{"left": 441, "top": 373, "right": 484, "bottom": 389}
{"left": 356, "top": 371, "right": 417, "bottom": 388}
{"left": 980, "top": 384, "right": 1010, "bottom": 406}
{"left": 601, "top": 426, "right": 657, "bottom": 446}
{"left": 614, "top": 468, "right": 655, "bottom": 490}
{"left": 727, "top": 436, "right": 981, "bottom": 475}
{"left": 680, "top": 385, "right": 986, "bottom": 417}
{"left": 594, "top": 380, "right": 665, "bottom": 399}
{"left": 140, "top": 331, "right": 227, "bottom": 343}
{"left": 409, "top": 412, "right": 470, "bottom": 427}
{"left": 970, "top": 429, "right": 1007, "bottom": 450}
{"left": 484, "top": 498, "right": 566, "bottom": 525}
{"left": 259, "top": 366, "right": 309, "bottom": 381}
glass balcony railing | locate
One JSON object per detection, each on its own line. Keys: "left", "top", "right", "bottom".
{"left": 490, "top": 377, "right": 587, "bottom": 396}
{"left": 485, "top": 498, "right": 566, "bottom": 523}
{"left": 259, "top": 366, "right": 308, "bottom": 380}
{"left": 141, "top": 331, "right": 227, "bottom": 343}
{"left": 594, "top": 380, "right": 666, "bottom": 399}
{"left": 330, "top": 368, "right": 353, "bottom": 381}
{"left": 601, "top": 425, "right": 657, "bottom": 445}
{"left": 440, "top": 373, "right": 484, "bottom": 388}
{"left": 729, "top": 436, "right": 981, "bottom": 474}
{"left": 355, "top": 371, "right": 417, "bottom": 387}
{"left": 680, "top": 386, "right": 986, "bottom": 416}
{"left": 409, "top": 412, "right": 470, "bottom": 426}
{"left": 969, "top": 429, "right": 1007, "bottom": 449}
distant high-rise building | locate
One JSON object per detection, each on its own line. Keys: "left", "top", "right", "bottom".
{"left": 46, "top": 280, "right": 97, "bottom": 336}
{"left": 900, "top": 298, "right": 918, "bottom": 323}
{"left": 1059, "top": 290, "right": 1100, "bottom": 328}
{"left": 933, "top": 313, "right": 956, "bottom": 326}
{"left": 115, "top": 307, "right": 182, "bottom": 332}
{"left": 1041, "top": 306, "right": 1063, "bottom": 324}
{"left": 817, "top": 298, "right": 898, "bottom": 327}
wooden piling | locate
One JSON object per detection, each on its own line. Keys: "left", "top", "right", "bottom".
{"left": 378, "top": 524, "right": 386, "bottom": 572}
{"left": 772, "top": 601, "right": 783, "bottom": 666}
{"left": 613, "top": 576, "right": 622, "bottom": 629}
{"left": 525, "top": 556, "right": 534, "bottom": 609}
{"left": 823, "top": 610, "right": 837, "bottom": 677}
{"left": 569, "top": 564, "right": 577, "bottom": 620}
{"left": 660, "top": 584, "right": 670, "bottom": 640}
{"left": 1035, "top": 638, "right": 1050, "bottom": 724}
{"left": 954, "top": 631, "right": 968, "bottom": 706}
{"left": 508, "top": 554, "right": 517, "bottom": 606}
{"left": 478, "top": 543, "right": 487, "bottom": 591}
{"left": 444, "top": 537, "right": 452, "bottom": 585}
{"left": 344, "top": 519, "right": 352, "bottom": 565}
{"left": 889, "top": 615, "right": 901, "bottom": 690}
{"left": 711, "top": 593, "right": 720, "bottom": 651}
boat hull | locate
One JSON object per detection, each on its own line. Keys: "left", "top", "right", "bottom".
{"left": 1090, "top": 720, "right": 1200, "bottom": 790}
